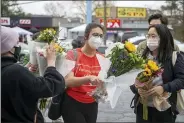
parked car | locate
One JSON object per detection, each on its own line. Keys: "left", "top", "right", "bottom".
{"left": 117, "top": 31, "right": 139, "bottom": 43}
{"left": 128, "top": 36, "right": 184, "bottom": 51}
{"left": 128, "top": 36, "right": 146, "bottom": 47}
{"left": 176, "top": 40, "right": 184, "bottom": 52}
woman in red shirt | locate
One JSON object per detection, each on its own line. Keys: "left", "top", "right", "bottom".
{"left": 62, "top": 23, "right": 104, "bottom": 123}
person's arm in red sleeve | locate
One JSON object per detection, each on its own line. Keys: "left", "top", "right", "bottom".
{"left": 64, "top": 50, "right": 100, "bottom": 87}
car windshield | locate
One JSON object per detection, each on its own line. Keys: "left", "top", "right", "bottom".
{"left": 122, "top": 32, "right": 138, "bottom": 43}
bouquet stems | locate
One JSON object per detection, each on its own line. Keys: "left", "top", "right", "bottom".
{"left": 143, "top": 99, "right": 148, "bottom": 120}
{"left": 39, "top": 98, "right": 47, "bottom": 111}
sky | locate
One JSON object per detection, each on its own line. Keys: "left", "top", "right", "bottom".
{"left": 18, "top": 1, "right": 166, "bottom": 15}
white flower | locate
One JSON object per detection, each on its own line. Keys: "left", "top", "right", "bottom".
{"left": 115, "top": 42, "right": 124, "bottom": 49}
{"left": 62, "top": 52, "right": 67, "bottom": 56}
{"left": 118, "top": 43, "right": 124, "bottom": 49}
{"left": 49, "top": 30, "right": 52, "bottom": 34}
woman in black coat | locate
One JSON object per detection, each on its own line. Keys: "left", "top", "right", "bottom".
{"left": 131, "top": 24, "right": 184, "bottom": 123}
{"left": 1, "top": 26, "right": 65, "bottom": 122}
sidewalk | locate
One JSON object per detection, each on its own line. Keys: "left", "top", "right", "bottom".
{"left": 45, "top": 85, "right": 184, "bottom": 122}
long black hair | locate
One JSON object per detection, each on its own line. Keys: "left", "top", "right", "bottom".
{"left": 142, "top": 24, "right": 174, "bottom": 64}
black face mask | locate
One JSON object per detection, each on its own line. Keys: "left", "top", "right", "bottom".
{"left": 9, "top": 46, "right": 21, "bottom": 60}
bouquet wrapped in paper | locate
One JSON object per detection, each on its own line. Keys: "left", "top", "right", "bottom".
{"left": 28, "top": 28, "right": 57, "bottom": 65}
{"left": 37, "top": 44, "right": 77, "bottom": 114}
{"left": 135, "top": 60, "right": 171, "bottom": 120}
{"left": 89, "top": 42, "right": 146, "bottom": 108}
{"left": 36, "top": 42, "right": 67, "bottom": 76}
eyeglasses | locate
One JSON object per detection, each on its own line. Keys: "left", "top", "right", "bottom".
{"left": 92, "top": 33, "right": 103, "bottom": 38}
{"left": 146, "top": 34, "right": 159, "bottom": 39}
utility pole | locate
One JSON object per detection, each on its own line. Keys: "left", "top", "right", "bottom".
{"left": 86, "top": 0, "right": 92, "bottom": 24}
{"left": 103, "top": 0, "right": 107, "bottom": 45}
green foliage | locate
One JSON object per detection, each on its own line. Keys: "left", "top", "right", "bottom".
{"left": 36, "top": 28, "right": 57, "bottom": 43}
{"left": 23, "top": 54, "right": 29, "bottom": 66}
{"left": 39, "top": 98, "right": 48, "bottom": 111}
{"left": 1, "top": 0, "right": 30, "bottom": 17}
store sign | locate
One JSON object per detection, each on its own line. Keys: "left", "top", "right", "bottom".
{"left": 19, "top": 19, "right": 31, "bottom": 24}
{"left": 95, "top": 8, "right": 111, "bottom": 18}
{"left": 100, "top": 19, "right": 121, "bottom": 28}
{"left": 117, "top": 7, "right": 146, "bottom": 18}
{"left": 1, "top": 17, "right": 10, "bottom": 25}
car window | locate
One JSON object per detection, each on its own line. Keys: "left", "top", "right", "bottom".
{"left": 97, "top": 47, "right": 108, "bottom": 54}
{"left": 174, "top": 40, "right": 181, "bottom": 44}
{"left": 133, "top": 39, "right": 145, "bottom": 45}
{"left": 122, "top": 32, "right": 138, "bottom": 42}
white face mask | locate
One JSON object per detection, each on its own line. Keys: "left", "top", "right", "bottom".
{"left": 147, "top": 38, "right": 160, "bottom": 51}
{"left": 88, "top": 36, "right": 102, "bottom": 49}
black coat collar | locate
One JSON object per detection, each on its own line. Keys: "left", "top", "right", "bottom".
{"left": 1, "top": 56, "right": 17, "bottom": 68}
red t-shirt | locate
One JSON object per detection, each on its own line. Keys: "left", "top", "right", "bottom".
{"left": 66, "top": 48, "right": 103, "bottom": 103}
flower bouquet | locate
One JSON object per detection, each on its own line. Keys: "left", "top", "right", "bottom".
{"left": 28, "top": 28, "right": 57, "bottom": 65}
{"left": 89, "top": 41, "right": 146, "bottom": 108}
{"left": 135, "top": 60, "right": 171, "bottom": 120}
{"left": 36, "top": 42, "right": 66, "bottom": 76}
{"left": 37, "top": 42, "right": 67, "bottom": 114}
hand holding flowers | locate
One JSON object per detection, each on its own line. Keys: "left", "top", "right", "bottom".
{"left": 135, "top": 60, "right": 171, "bottom": 120}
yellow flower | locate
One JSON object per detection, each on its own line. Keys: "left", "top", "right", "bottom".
{"left": 147, "top": 60, "right": 159, "bottom": 72}
{"left": 53, "top": 43, "right": 64, "bottom": 53}
{"left": 143, "top": 67, "right": 152, "bottom": 76}
{"left": 125, "top": 42, "right": 136, "bottom": 52}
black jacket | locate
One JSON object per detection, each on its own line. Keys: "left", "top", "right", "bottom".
{"left": 130, "top": 52, "right": 184, "bottom": 114}
{"left": 1, "top": 56, "right": 65, "bottom": 122}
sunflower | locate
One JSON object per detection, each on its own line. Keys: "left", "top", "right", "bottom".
{"left": 147, "top": 60, "right": 159, "bottom": 72}
{"left": 125, "top": 41, "right": 136, "bottom": 53}
{"left": 143, "top": 67, "right": 152, "bottom": 76}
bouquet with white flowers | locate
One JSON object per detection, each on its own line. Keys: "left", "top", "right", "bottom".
{"left": 88, "top": 42, "right": 146, "bottom": 108}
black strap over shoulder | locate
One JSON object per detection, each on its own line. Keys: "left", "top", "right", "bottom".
{"left": 130, "top": 96, "right": 135, "bottom": 108}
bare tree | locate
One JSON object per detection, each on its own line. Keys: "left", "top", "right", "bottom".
{"left": 160, "top": 0, "right": 184, "bottom": 42}
{"left": 44, "top": 2, "right": 66, "bottom": 17}
{"left": 161, "top": 0, "right": 178, "bottom": 17}
{"left": 71, "top": 1, "right": 115, "bottom": 22}
{"left": 43, "top": 1, "right": 115, "bottom": 21}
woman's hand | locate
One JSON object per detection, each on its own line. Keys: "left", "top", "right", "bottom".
{"left": 147, "top": 86, "right": 164, "bottom": 96}
{"left": 26, "top": 62, "right": 38, "bottom": 72}
{"left": 138, "top": 89, "right": 149, "bottom": 98}
{"left": 46, "top": 43, "right": 56, "bottom": 67}
{"left": 88, "top": 75, "right": 103, "bottom": 85}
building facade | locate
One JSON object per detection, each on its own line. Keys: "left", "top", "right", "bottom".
{"left": 93, "top": 7, "right": 150, "bottom": 40}
{"left": 1, "top": 15, "right": 83, "bottom": 32}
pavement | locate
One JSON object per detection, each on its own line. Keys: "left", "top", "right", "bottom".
{"left": 45, "top": 78, "right": 184, "bottom": 123}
